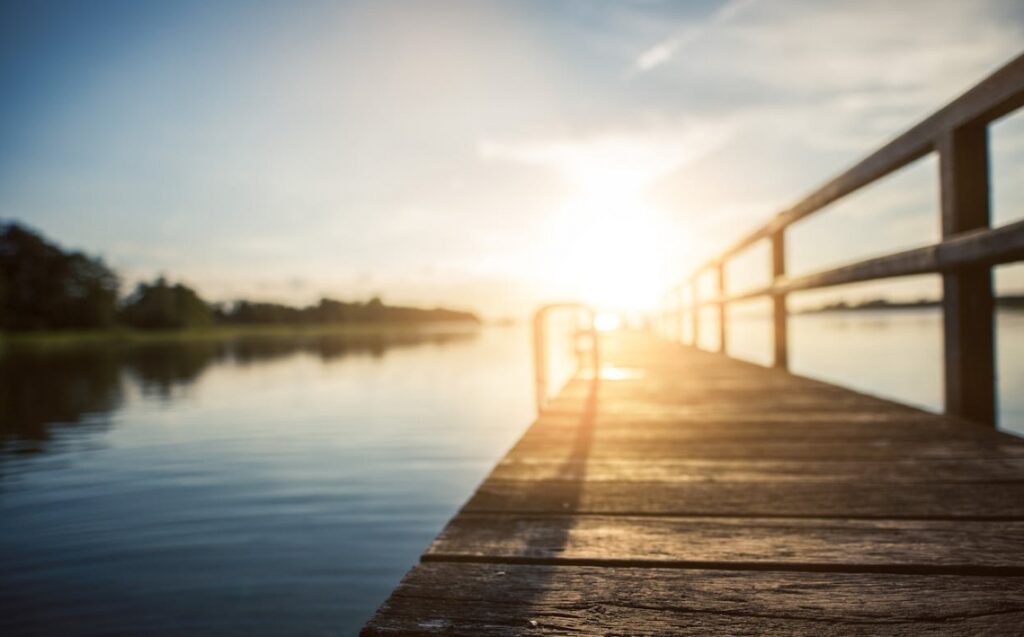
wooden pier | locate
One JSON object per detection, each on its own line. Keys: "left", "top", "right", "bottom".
{"left": 363, "top": 53, "right": 1024, "bottom": 635}
{"left": 363, "top": 332, "right": 1024, "bottom": 635}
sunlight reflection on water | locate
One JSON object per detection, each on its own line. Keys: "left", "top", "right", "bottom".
{"left": 2, "top": 314, "right": 1020, "bottom": 636}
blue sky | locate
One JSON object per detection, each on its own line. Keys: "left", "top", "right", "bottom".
{"left": 2, "top": 0, "right": 1023, "bottom": 316}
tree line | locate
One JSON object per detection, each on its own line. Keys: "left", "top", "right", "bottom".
{"left": 0, "top": 222, "right": 479, "bottom": 331}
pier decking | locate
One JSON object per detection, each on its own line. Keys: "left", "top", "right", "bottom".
{"left": 362, "top": 331, "right": 1024, "bottom": 636}
{"left": 362, "top": 53, "right": 1024, "bottom": 635}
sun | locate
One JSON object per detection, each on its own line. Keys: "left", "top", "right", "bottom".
{"left": 593, "top": 312, "right": 622, "bottom": 331}
{"left": 541, "top": 146, "right": 686, "bottom": 312}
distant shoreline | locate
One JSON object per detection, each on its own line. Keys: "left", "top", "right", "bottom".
{"left": 801, "top": 295, "right": 1024, "bottom": 314}
{"left": 1, "top": 222, "right": 482, "bottom": 333}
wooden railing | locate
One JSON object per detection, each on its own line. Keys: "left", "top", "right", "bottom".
{"left": 532, "top": 303, "right": 599, "bottom": 414}
{"left": 661, "top": 51, "right": 1024, "bottom": 426}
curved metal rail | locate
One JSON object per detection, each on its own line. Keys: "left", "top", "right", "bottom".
{"left": 532, "top": 303, "right": 600, "bottom": 413}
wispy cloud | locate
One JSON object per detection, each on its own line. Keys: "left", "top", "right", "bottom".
{"left": 479, "top": 123, "right": 731, "bottom": 192}
{"left": 2, "top": 0, "right": 1023, "bottom": 313}
{"left": 633, "top": 0, "right": 756, "bottom": 73}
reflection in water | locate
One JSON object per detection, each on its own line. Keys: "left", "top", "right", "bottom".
{"left": 0, "top": 345, "right": 123, "bottom": 449}
{"left": 3, "top": 315, "right": 1020, "bottom": 636}
{"left": 0, "top": 325, "right": 537, "bottom": 636}
{"left": 0, "top": 330, "right": 475, "bottom": 454}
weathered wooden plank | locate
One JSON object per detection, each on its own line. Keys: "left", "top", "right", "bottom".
{"left": 536, "top": 409, "right": 953, "bottom": 427}
{"left": 462, "top": 479, "right": 1024, "bottom": 518}
{"left": 365, "top": 329, "right": 1024, "bottom": 635}
{"left": 521, "top": 421, "right": 1009, "bottom": 444}
{"left": 541, "top": 404, "right": 928, "bottom": 422}
{"left": 489, "top": 457, "right": 1024, "bottom": 483}
{"left": 427, "top": 515, "right": 1024, "bottom": 572}
{"left": 544, "top": 388, "right": 929, "bottom": 413}
{"left": 546, "top": 396, "right": 924, "bottom": 413}
{"left": 554, "top": 373, "right": 906, "bottom": 393}
{"left": 554, "top": 382, "right": 891, "bottom": 396}
{"left": 506, "top": 437, "right": 1024, "bottom": 461}
{"left": 362, "top": 562, "right": 1024, "bottom": 636}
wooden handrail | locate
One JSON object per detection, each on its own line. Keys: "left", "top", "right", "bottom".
{"left": 690, "top": 52, "right": 1024, "bottom": 275}
{"left": 662, "top": 50, "right": 1024, "bottom": 426}
{"left": 695, "top": 218, "right": 1024, "bottom": 306}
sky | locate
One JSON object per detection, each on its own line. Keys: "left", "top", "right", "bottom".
{"left": 2, "top": 0, "right": 1023, "bottom": 317}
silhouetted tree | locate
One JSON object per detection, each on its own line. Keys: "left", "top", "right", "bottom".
{"left": 120, "top": 277, "right": 214, "bottom": 329}
{"left": 0, "top": 222, "right": 480, "bottom": 331}
{"left": 0, "top": 222, "right": 119, "bottom": 330}
{"left": 225, "top": 300, "right": 305, "bottom": 324}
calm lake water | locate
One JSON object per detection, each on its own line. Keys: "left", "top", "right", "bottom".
{"left": 724, "top": 308, "right": 1024, "bottom": 437}
{"left": 0, "top": 327, "right": 534, "bottom": 637}
{"left": 2, "top": 313, "right": 1022, "bottom": 636}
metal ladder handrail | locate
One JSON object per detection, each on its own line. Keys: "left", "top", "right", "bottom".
{"left": 532, "top": 303, "right": 600, "bottom": 414}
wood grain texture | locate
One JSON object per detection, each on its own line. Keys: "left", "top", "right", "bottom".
{"left": 363, "top": 54, "right": 1024, "bottom": 629}
{"left": 463, "top": 479, "right": 1024, "bottom": 519}
{"left": 521, "top": 419, "right": 1009, "bottom": 442}
{"left": 426, "top": 514, "right": 1024, "bottom": 573}
{"left": 488, "top": 457, "right": 1024, "bottom": 482}
{"left": 506, "top": 437, "right": 1024, "bottom": 461}
{"left": 363, "top": 332, "right": 1024, "bottom": 635}
{"left": 363, "top": 563, "right": 1024, "bottom": 636}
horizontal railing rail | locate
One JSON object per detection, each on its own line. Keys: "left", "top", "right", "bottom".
{"left": 661, "top": 50, "right": 1024, "bottom": 426}
{"left": 700, "top": 218, "right": 1024, "bottom": 306}
{"left": 532, "top": 303, "right": 599, "bottom": 414}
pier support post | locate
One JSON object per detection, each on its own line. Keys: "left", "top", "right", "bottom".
{"left": 691, "top": 277, "right": 700, "bottom": 349}
{"left": 676, "top": 286, "right": 684, "bottom": 343}
{"left": 938, "top": 125, "right": 996, "bottom": 425}
{"left": 772, "top": 231, "right": 789, "bottom": 369}
{"left": 717, "top": 263, "right": 727, "bottom": 353}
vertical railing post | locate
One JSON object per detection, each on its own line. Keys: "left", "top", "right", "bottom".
{"left": 667, "top": 291, "right": 676, "bottom": 342}
{"left": 676, "top": 286, "right": 684, "bottom": 343}
{"left": 691, "top": 276, "right": 700, "bottom": 349}
{"left": 771, "top": 231, "right": 789, "bottom": 369}
{"left": 532, "top": 310, "right": 548, "bottom": 413}
{"left": 661, "top": 304, "right": 667, "bottom": 340}
{"left": 664, "top": 294, "right": 672, "bottom": 339}
{"left": 938, "top": 124, "right": 996, "bottom": 425}
{"left": 716, "top": 261, "right": 727, "bottom": 353}
{"left": 585, "top": 308, "right": 599, "bottom": 376}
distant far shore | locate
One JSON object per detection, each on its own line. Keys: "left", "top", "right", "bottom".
{"left": 801, "top": 295, "right": 1024, "bottom": 314}
{"left": 0, "top": 321, "right": 482, "bottom": 347}
{"left": 1, "top": 221, "right": 482, "bottom": 334}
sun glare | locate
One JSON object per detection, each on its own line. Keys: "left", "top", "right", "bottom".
{"left": 541, "top": 141, "right": 687, "bottom": 312}
{"left": 593, "top": 312, "right": 622, "bottom": 331}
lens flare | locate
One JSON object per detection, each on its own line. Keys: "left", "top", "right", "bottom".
{"left": 594, "top": 312, "right": 622, "bottom": 331}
